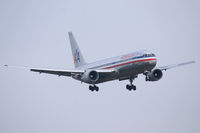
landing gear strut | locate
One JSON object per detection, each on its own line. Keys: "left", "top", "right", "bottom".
{"left": 89, "top": 85, "right": 99, "bottom": 92}
{"left": 126, "top": 78, "right": 136, "bottom": 91}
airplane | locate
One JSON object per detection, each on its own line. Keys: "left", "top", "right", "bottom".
{"left": 4, "top": 32, "right": 195, "bottom": 92}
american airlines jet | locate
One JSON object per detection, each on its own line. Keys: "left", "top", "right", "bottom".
{"left": 5, "top": 32, "right": 195, "bottom": 92}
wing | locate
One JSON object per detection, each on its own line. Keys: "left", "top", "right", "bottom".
{"left": 30, "top": 68, "right": 84, "bottom": 76}
{"left": 3, "top": 65, "right": 84, "bottom": 76}
{"left": 158, "top": 61, "right": 195, "bottom": 71}
{"left": 4, "top": 65, "right": 116, "bottom": 77}
{"left": 30, "top": 68, "right": 116, "bottom": 76}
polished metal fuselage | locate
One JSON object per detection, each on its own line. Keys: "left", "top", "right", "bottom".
{"left": 75, "top": 50, "right": 157, "bottom": 84}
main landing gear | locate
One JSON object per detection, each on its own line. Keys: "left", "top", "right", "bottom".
{"left": 126, "top": 78, "right": 136, "bottom": 91}
{"left": 89, "top": 85, "right": 99, "bottom": 92}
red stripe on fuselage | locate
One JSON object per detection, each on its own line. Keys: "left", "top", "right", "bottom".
{"left": 103, "top": 58, "right": 157, "bottom": 69}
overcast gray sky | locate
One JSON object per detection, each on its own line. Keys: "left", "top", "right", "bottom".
{"left": 0, "top": 0, "right": 200, "bottom": 133}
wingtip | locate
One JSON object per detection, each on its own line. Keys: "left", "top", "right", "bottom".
{"left": 189, "top": 61, "right": 196, "bottom": 64}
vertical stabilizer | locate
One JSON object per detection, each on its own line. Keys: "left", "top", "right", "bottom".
{"left": 68, "top": 32, "right": 86, "bottom": 68}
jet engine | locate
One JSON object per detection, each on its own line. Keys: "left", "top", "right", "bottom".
{"left": 146, "top": 69, "right": 163, "bottom": 81}
{"left": 81, "top": 70, "right": 100, "bottom": 84}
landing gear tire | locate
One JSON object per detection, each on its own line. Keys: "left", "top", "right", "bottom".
{"left": 126, "top": 85, "right": 136, "bottom": 91}
{"left": 132, "top": 85, "right": 136, "bottom": 91}
{"left": 89, "top": 85, "right": 99, "bottom": 92}
{"left": 145, "top": 76, "right": 150, "bottom": 81}
{"left": 126, "top": 77, "right": 137, "bottom": 91}
{"left": 95, "top": 87, "right": 99, "bottom": 91}
{"left": 89, "top": 85, "right": 94, "bottom": 91}
{"left": 126, "top": 85, "right": 131, "bottom": 91}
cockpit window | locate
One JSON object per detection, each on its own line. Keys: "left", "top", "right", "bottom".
{"left": 143, "top": 54, "right": 147, "bottom": 57}
{"left": 143, "top": 53, "right": 155, "bottom": 57}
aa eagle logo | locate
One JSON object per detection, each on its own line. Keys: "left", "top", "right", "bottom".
{"left": 74, "top": 49, "right": 80, "bottom": 63}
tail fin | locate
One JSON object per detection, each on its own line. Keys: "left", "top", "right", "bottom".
{"left": 68, "top": 32, "right": 87, "bottom": 68}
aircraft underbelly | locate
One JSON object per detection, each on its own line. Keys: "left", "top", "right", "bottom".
{"left": 97, "top": 60, "right": 156, "bottom": 84}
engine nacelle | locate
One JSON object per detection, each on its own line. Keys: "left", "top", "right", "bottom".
{"left": 81, "top": 70, "right": 100, "bottom": 84}
{"left": 146, "top": 69, "right": 163, "bottom": 81}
